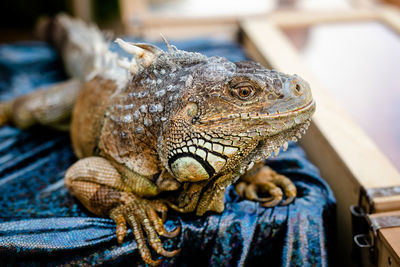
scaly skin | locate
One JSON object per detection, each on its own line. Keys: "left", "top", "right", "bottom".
{"left": 0, "top": 15, "right": 315, "bottom": 265}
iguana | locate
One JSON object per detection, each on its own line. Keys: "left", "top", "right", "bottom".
{"left": 0, "top": 15, "right": 315, "bottom": 265}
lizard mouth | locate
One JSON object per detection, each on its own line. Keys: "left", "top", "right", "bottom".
{"left": 263, "top": 99, "right": 315, "bottom": 120}
{"left": 198, "top": 99, "right": 315, "bottom": 125}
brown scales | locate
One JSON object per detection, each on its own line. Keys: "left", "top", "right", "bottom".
{"left": 0, "top": 15, "right": 315, "bottom": 266}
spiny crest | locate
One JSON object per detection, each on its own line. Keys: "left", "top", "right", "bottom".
{"left": 114, "top": 37, "right": 208, "bottom": 76}
{"left": 159, "top": 34, "right": 208, "bottom": 65}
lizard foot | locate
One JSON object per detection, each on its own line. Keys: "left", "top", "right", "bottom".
{"left": 109, "top": 196, "right": 180, "bottom": 266}
{"left": 236, "top": 164, "right": 296, "bottom": 207}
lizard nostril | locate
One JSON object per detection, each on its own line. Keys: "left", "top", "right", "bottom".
{"left": 293, "top": 83, "right": 303, "bottom": 96}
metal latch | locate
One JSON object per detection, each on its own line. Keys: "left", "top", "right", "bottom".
{"left": 351, "top": 205, "right": 376, "bottom": 267}
{"left": 351, "top": 204, "right": 400, "bottom": 267}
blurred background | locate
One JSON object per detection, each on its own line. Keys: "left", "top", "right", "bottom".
{"left": 0, "top": 0, "right": 385, "bottom": 40}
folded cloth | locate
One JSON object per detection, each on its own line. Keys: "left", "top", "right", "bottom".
{"left": 0, "top": 40, "right": 335, "bottom": 266}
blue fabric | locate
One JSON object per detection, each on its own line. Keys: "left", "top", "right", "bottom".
{"left": 0, "top": 40, "right": 335, "bottom": 266}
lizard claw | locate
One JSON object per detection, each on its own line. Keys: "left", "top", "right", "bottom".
{"left": 261, "top": 196, "right": 284, "bottom": 208}
{"left": 236, "top": 166, "right": 296, "bottom": 208}
{"left": 280, "top": 196, "right": 296, "bottom": 206}
{"left": 109, "top": 196, "right": 180, "bottom": 266}
{"left": 162, "top": 225, "right": 181, "bottom": 238}
{"left": 111, "top": 212, "right": 128, "bottom": 244}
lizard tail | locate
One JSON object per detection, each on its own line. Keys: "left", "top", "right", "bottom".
{"left": 36, "top": 14, "right": 128, "bottom": 87}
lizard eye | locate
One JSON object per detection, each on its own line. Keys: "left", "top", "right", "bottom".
{"left": 232, "top": 83, "right": 255, "bottom": 100}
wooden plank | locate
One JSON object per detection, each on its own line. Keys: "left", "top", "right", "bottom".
{"left": 72, "top": 0, "right": 93, "bottom": 22}
{"left": 378, "top": 5, "right": 400, "bottom": 35}
{"left": 268, "top": 9, "right": 378, "bottom": 28}
{"left": 118, "top": 0, "right": 148, "bottom": 25}
{"left": 127, "top": 23, "right": 239, "bottom": 41}
{"left": 382, "top": 0, "right": 400, "bottom": 9}
{"left": 378, "top": 228, "right": 400, "bottom": 267}
{"left": 353, "top": 0, "right": 378, "bottom": 8}
{"left": 368, "top": 209, "right": 400, "bottom": 218}
{"left": 240, "top": 15, "right": 400, "bottom": 267}
{"left": 118, "top": 0, "right": 245, "bottom": 40}
{"left": 127, "top": 14, "right": 241, "bottom": 27}
{"left": 118, "top": 0, "right": 268, "bottom": 38}
{"left": 374, "top": 195, "right": 400, "bottom": 214}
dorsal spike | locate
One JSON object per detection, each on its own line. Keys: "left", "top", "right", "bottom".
{"left": 116, "top": 57, "right": 130, "bottom": 70}
{"left": 115, "top": 38, "right": 145, "bottom": 57}
{"left": 115, "top": 38, "right": 155, "bottom": 67}
{"left": 160, "top": 33, "right": 173, "bottom": 52}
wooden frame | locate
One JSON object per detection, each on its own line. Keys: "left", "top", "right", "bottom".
{"left": 118, "top": 0, "right": 248, "bottom": 39}
{"left": 240, "top": 6, "right": 400, "bottom": 266}
{"left": 118, "top": 0, "right": 260, "bottom": 40}
{"left": 117, "top": 0, "right": 375, "bottom": 39}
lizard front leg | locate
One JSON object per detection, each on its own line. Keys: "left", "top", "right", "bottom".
{"left": 235, "top": 162, "right": 297, "bottom": 207}
{"left": 65, "top": 157, "right": 180, "bottom": 266}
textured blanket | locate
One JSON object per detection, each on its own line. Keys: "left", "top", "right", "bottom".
{"left": 0, "top": 39, "right": 335, "bottom": 266}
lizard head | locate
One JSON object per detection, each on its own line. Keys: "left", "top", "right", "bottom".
{"left": 162, "top": 56, "right": 315, "bottom": 215}
{"left": 191, "top": 59, "right": 315, "bottom": 143}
